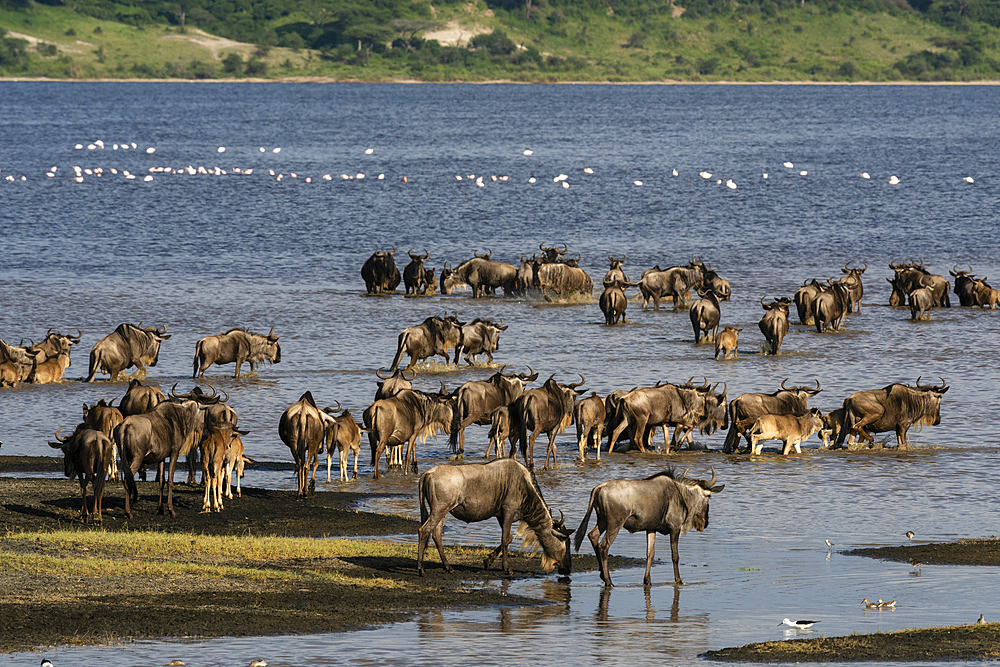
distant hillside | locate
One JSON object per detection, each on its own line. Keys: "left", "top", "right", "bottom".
{"left": 2, "top": 0, "right": 1000, "bottom": 80}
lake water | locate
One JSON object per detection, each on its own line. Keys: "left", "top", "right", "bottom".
{"left": 1, "top": 82, "right": 999, "bottom": 666}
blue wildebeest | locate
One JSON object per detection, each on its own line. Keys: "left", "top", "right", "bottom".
{"left": 793, "top": 278, "right": 825, "bottom": 325}
{"left": 199, "top": 423, "right": 248, "bottom": 512}
{"left": 417, "top": 458, "right": 572, "bottom": 576}
{"left": 723, "top": 379, "right": 821, "bottom": 453}
{"left": 638, "top": 259, "right": 705, "bottom": 311}
{"left": 836, "top": 378, "right": 949, "bottom": 450}
{"left": 322, "top": 403, "right": 363, "bottom": 482}
{"left": 702, "top": 264, "right": 731, "bottom": 301}
{"left": 909, "top": 286, "right": 935, "bottom": 320}
{"left": 374, "top": 366, "right": 415, "bottom": 401}
{"left": 364, "top": 387, "right": 455, "bottom": 479}
{"left": 599, "top": 280, "right": 634, "bottom": 326}
{"left": 690, "top": 288, "right": 721, "bottom": 344}
{"left": 714, "top": 326, "right": 741, "bottom": 360}
{"left": 278, "top": 391, "right": 328, "bottom": 498}
{"left": 840, "top": 261, "right": 867, "bottom": 312}
{"left": 193, "top": 327, "right": 280, "bottom": 378}
{"left": 508, "top": 374, "right": 586, "bottom": 470}
{"left": 86, "top": 323, "right": 171, "bottom": 382}
{"left": 606, "top": 380, "right": 727, "bottom": 454}
{"left": 602, "top": 255, "right": 629, "bottom": 288}
{"left": 449, "top": 367, "right": 536, "bottom": 456}
{"left": 361, "top": 248, "right": 400, "bottom": 294}
{"left": 83, "top": 398, "right": 124, "bottom": 480}
{"left": 575, "top": 467, "right": 724, "bottom": 586}
{"left": 737, "top": 409, "right": 825, "bottom": 455}
{"left": 403, "top": 249, "right": 431, "bottom": 295}
{"left": 887, "top": 260, "right": 950, "bottom": 308}
{"left": 49, "top": 424, "right": 114, "bottom": 524}
{"left": 455, "top": 318, "right": 507, "bottom": 366}
{"left": 759, "top": 296, "right": 791, "bottom": 355}
{"left": 389, "top": 315, "right": 465, "bottom": 372}
{"left": 574, "top": 392, "right": 606, "bottom": 461}
{"left": 532, "top": 258, "right": 593, "bottom": 301}
{"left": 812, "top": 279, "right": 852, "bottom": 333}
{"left": 440, "top": 251, "right": 518, "bottom": 297}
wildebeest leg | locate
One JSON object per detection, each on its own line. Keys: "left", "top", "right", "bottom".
{"left": 161, "top": 456, "right": 179, "bottom": 516}
{"left": 896, "top": 424, "right": 910, "bottom": 450}
{"left": 590, "top": 520, "right": 620, "bottom": 587}
{"left": 234, "top": 360, "right": 242, "bottom": 378}
{"left": 632, "top": 414, "right": 649, "bottom": 453}
{"left": 643, "top": 531, "right": 656, "bottom": 586}
{"left": 93, "top": 471, "right": 106, "bottom": 524}
{"left": 483, "top": 516, "right": 509, "bottom": 570}
{"left": 308, "top": 447, "right": 320, "bottom": 493}
{"left": 79, "top": 477, "right": 89, "bottom": 523}
{"left": 850, "top": 412, "right": 880, "bottom": 445}
{"left": 417, "top": 509, "right": 453, "bottom": 575}
{"left": 351, "top": 447, "right": 359, "bottom": 480}
{"left": 593, "top": 423, "right": 604, "bottom": 460}
{"left": 669, "top": 528, "right": 684, "bottom": 584}
{"left": 577, "top": 428, "right": 587, "bottom": 462}
{"left": 403, "top": 435, "right": 418, "bottom": 475}
{"left": 326, "top": 450, "right": 333, "bottom": 483}
{"left": 543, "top": 431, "right": 558, "bottom": 470}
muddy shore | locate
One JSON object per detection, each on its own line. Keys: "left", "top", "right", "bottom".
{"left": 0, "top": 461, "right": 625, "bottom": 652}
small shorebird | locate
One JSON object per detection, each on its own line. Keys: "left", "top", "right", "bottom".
{"left": 41, "top": 660, "right": 54, "bottom": 667}
{"left": 779, "top": 618, "right": 819, "bottom": 630}
{"left": 877, "top": 599, "right": 896, "bottom": 609}
{"left": 977, "top": 614, "right": 986, "bottom": 625}
{"left": 909, "top": 558, "right": 922, "bottom": 572}
{"left": 248, "top": 660, "right": 268, "bottom": 667}
{"left": 825, "top": 539, "right": 835, "bottom": 547}
{"left": 906, "top": 530, "right": 914, "bottom": 544}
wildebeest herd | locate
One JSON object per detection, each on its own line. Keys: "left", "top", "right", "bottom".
{"left": 6, "top": 245, "right": 993, "bottom": 584}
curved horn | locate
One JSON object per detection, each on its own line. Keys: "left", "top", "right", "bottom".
{"left": 497, "top": 319, "right": 508, "bottom": 331}
{"left": 915, "top": 375, "right": 926, "bottom": 388}
{"left": 136, "top": 321, "right": 143, "bottom": 330}
{"left": 567, "top": 373, "right": 585, "bottom": 389}
{"left": 699, "top": 376, "right": 709, "bottom": 389}
{"left": 760, "top": 296, "right": 769, "bottom": 309}
{"left": 422, "top": 249, "right": 429, "bottom": 260}
{"left": 267, "top": 326, "right": 276, "bottom": 339}
{"left": 558, "top": 243, "right": 568, "bottom": 254}
{"left": 608, "top": 254, "right": 614, "bottom": 262}
{"left": 707, "top": 467, "right": 717, "bottom": 489}
{"left": 555, "top": 509, "right": 565, "bottom": 528}
{"left": 780, "top": 378, "right": 790, "bottom": 391}
{"left": 402, "top": 367, "right": 417, "bottom": 380}
{"left": 539, "top": 242, "right": 549, "bottom": 251}
{"left": 204, "top": 384, "right": 218, "bottom": 399}
{"left": 155, "top": 324, "right": 167, "bottom": 335}
{"left": 375, "top": 366, "right": 391, "bottom": 379}
{"left": 69, "top": 328, "right": 82, "bottom": 342}
{"left": 327, "top": 400, "right": 343, "bottom": 413}
{"left": 55, "top": 426, "right": 70, "bottom": 443}
{"left": 388, "top": 247, "right": 396, "bottom": 255}
{"left": 522, "top": 366, "right": 538, "bottom": 382}
{"left": 170, "top": 382, "right": 186, "bottom": 399}
{"left": 408, "top": 248, "right": 419, "bottom": 260}
{"left": 720, "top": 382, "right": 728, "bottom": 401}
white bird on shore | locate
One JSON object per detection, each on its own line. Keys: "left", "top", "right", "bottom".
{"left": 528, "top": 177, "right": 536, "bottom": 184}
{"left": 825, "top": 539, "right": 835, "bottom": 547}
{"left": 779, "top": 618, "right": 819, "bottom": 629}
{"left": 726, "top": 179, "right": 737, "bottom": 189}
{"left": 977, "top": 614, "right": 986, "bottom": 625}
{"left": 906, "top": 530, "right": 914, "bottom": 544}
{"left": 146, "top": 147, "right": 155, "bottom": 154}
{"left": 700, "top": 171, "right": 712, "bottom": 179}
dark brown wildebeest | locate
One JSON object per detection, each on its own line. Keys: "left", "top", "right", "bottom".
{"left": 118, "top": 378, "right": 166, "bottom": 417}
{"left": 374, "top": 366, "right": 415, "bottom": 401}
{"left": 737, "top": 409, "right": 825, "bottom": 455}
{"left": 449, "top": 367, "right": 536, "bottom": 456}
{"left": 532, "top": 259, "right": 593, "bottom": 300}
{"left": 575, "top": 467, "right": 724, "bottom": 586}
{"left": 200, "top": 423, "right": 248, "bottom": 512}
{"left": 909, "top": 286, "right": 935, "bottom": 320}
{"left": 812, "top": 279, "right": 852, "bottom": 333}
{"left": 455, "top": 318, "right": 508, "bottom": 366}
{"left": 950, "top": 266, "right": 980, "bottom": 307}
{"left": 364, "top": 387, "right": 455, "bottom": 479}
{"left": 403, "top": 249, "right": 431, "bottom": 295}
{"left": 606, "top": 381, "right": 727, "bottom": 454}
{"left": 602, "top": 255, "right": 629, "bottom": 288}
{"left": 86, "top": 323, "right": 170, "bottom": 382}
{"left": 714, "top": 326, "right": 742, "bottom": 360}
{"left": 793, "top": 279, "right": 825, "bottom": 325}
{"left": 487, "top": 406, "right": 511, "bottom": 458}
{"left": 83, "top": 398, "right": 124, "bottom": 479}
{"left": 389, "top": 315, "right": 465, "bottom": 372}
{"left": 193, "top": 327, "right": 280, "bottom": 378}
{"left": 361, "top": 248, "right": 400, "bottom": 294}
{"left": 417, "top": 458, "right": 573, "bottom": 576}
{"left": 638, "top": 259, "right": 705, "bottom": 311}
{"left": 440, "top": 253, "right": 518, "bottom": 297}
{"left": 723, "top": 379, "right": 821, "bottom": 453}
{"left": 115, "top": 399, "right": 207, "bottom": 517}
{"left": 690, "top": 288, "right": 721, "bottom": 344}
{"left": 49, "top": 424, "right": 114, "bottom": 523}
{"left": 703, "top": 264, "right": 731, "bottom": 301}
{"left": 759, "top": 296, "right": 792, "bottom": 355}
{"left": 27, "top": 348, "right": 71, "bottom": 384}
{"left": 574, "top": 392, "right": 606, "bottom": 461}
{"left": 599, "top": 280, "right": 634, "bottom": 326}
{"left": 278, "top": 391, "right": 328, "bottom": 498}
{"left": 322, "top": 404, "right": 363, "bottom": 482}
{"left": 887, "top": 260, "right": 950, "bottom": 308}
{"left": 538, "top": 242, "right": 568, "bottom": 264}
{"left": 170, "top": 384, "right": 232, "bottom": 484}
{"left": 836, "top": 378, "right": 949, "bottom": 450}
{"left": 819, "top": 407, "right": 857, "bottom": 449}
{"left": 839, "top": 262, "right": 868, "bottom": 312}
{"left": 508, "top": 374, "right": 586, "bottom": 470}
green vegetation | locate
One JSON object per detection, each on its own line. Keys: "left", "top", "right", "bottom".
{"left": 2, "top": 0, "right": 1000, "bottom": 80}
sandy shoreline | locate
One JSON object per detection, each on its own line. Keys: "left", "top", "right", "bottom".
{"left": 3, "top": 76, "right": 1000, "bottom": 85}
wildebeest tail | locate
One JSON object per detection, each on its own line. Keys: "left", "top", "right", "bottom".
{"left": 835, "top": 400, "right": 857, "bottom": 447}
{"left": 418, "top": 473, "right": 429, "bottom": 524}
{"left": 448, "top": 399, "right": 464, "bottom": 453}
{"left": 192, "top": 340, "right": 203, "bottom": 378}
{"left": 574, "top": 485, "right": 599, "bottom": 552}
{"left": 389, "top": 331, "right": 408, "bottom": 372}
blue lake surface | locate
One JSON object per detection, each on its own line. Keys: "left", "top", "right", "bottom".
{"left": 1, "top": 82, "right": 999, "bottom": 665}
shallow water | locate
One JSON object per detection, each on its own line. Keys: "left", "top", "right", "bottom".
{"left": 1, "top": 82, "right": 999, "bottom": 665}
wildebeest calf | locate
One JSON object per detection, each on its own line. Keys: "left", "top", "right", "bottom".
{"left": 714, "top": 326, "right": 741, "bottom": 360}
{"left": 574, "top": 393, "right": 606, "bottom": 461}
{"left": 738, "top": 409, "right": 825, "bottom": 455}
{"left": 49, "top": 425, "right": 114, "bottom": 523}
{"left": 324, "top": 407, "right": 363, "bottom": 482}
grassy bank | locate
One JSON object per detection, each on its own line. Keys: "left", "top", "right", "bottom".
{"left": 3, "top": 0, "right": 1000, "bottom": 81}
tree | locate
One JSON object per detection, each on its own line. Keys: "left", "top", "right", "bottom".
{"left": 389, "top": 19, "right": 441, "bottom": 51}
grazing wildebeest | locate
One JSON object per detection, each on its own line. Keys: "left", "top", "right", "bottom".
{"left": 86, "top": 323, "right": 170, "bottom": 382}
{"left": 887, "top": 260, "right": 950, "bottom": 307}
{"left": 49, "top": 425, "right": 114, "bottom": 523}
{"left": 440, "top": 253, "right": 518, "bottom": 297}
{"left": 27, "top": 348, "right": 71, "bottom": 384}
{"left": 638, "top": 259, "right": 705, "bottom": 311}
{"left": 361, "top": 248, "right": 400, "bottom": 294}
{"left": 193, "top": 327, "right": 280, "bottom": 378}
{"left": 836, "top": 378, "right": 949, "bottom": 450}
{"left": 278, "top": 391, "right": 328, "bottom": 498}
{"left": 738, "top": 409, "right": 825, "bottom": 455}
{"left": 574, "top": 393, "right": 606, "bottom": 461}
{"left": 759, "top": 296, "right": 791, "bottom": 355}
{"left": 602, "top": 255, "right": 629, "bottom": 288}
{"left": 200, "top": 423, "right": 248, "bottom": 512}
{"left": 703, "top": 264, "right": 731, "bottom": 301}
{"left": 455, "top": 318, "right": 507, "bottom": 366}
{"left": 118, "top": 378, "right": 166, "bottom": 417}
{"left": 374, "top": 366, "right": 415, "bottom": 400}
{"left": 812, "top": 279, "right": 852, "bottom": 333}
{"left": 714, "top": 326, "right": 741, "bottom": 360}
{"left": 690, "top": 288, "right": 721, "bottom": 344}
{"left": 403, "top": 249, "right": 431, "bottom": 295}
{"left": 450, "top": 368, "right": 536, "bottom": 456}
{"left": 607, "top": 381, "right": 727, "bottom": 454}
{"left": 487, "top": 406, "right": 512, "bottom": 458}
{"left": 840, "top": 262, "right": 868, "bottom": 312}
{"left": 364, "top": 387, "right": 455, "bottom": 479}
{"left": 417, "top": 458, "right": 573, "bottom": 576}
{"left": 599, "top": 280, "right": 633, "bottom": 325}
{"left": 389, "top": 315, "right": 465, "bottom": 372}
{"left": 793, "top": 279, "right": 825, "bottom": 325}
{"left": 83, "top": 399, "right": 124, "bottom": 479}
{"left": 909, "top": 286, "right": 935, "bottom": 320}
{"left": 723, "top": 379, "right": 821, "bottom": 453}
{"left": 115, "top": 399, "right": 207, "bottom": 517}
{"left": 508, "top": 374, "right": 586, "bottom": 470}
{"left": 322, "top": 404, "right": 363, "bottom": 482}
{"left": 575, "top": 468, "right": 724, "bottom": 586}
